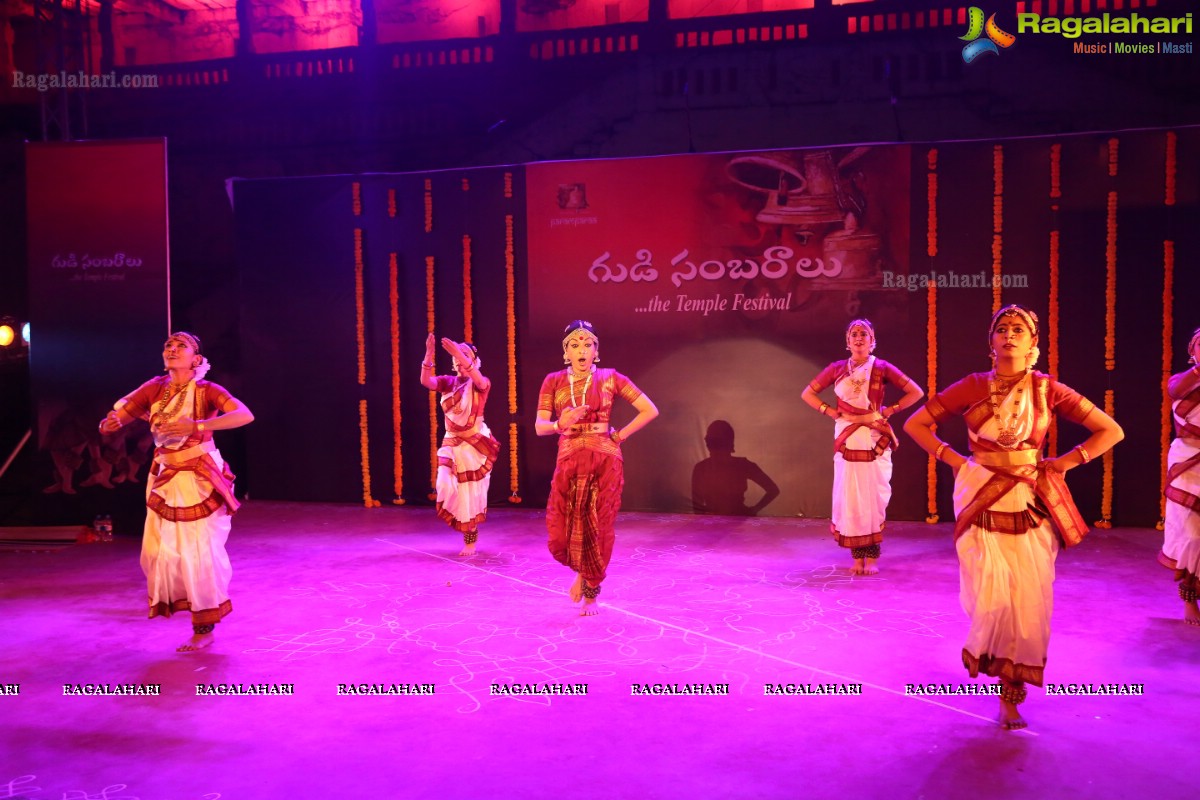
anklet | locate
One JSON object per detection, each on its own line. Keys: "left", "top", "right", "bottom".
{"left": 999, "top": 683, "right": 1027, "bottom": 705}
{"left": 851, "top": 544, "right": 881, "bottom": 560}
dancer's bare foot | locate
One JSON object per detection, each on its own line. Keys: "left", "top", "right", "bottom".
{"left": 569, "top": 573, "right": 583, "bottom": 603}
{"left": 850, "top": 558, "right": 865, "bottom": 575}
{"left": 862, "top": 558, "right": 879, "bottom": 575}
{"left": 177, "top": 632, "right": 214, "bottom": 652}
{"left": 998, "top": 681, "right": 1027, "bottom": 730}
{"left": 580, "top": 597, "right": 600, "bottom": 616}
{"left": 999, "top": 699, "right": 1027, "bottom": 729}
{"left": 458, "top": 542, "right": 477, "bottom": 557}
{"left": 1184, "top": 600, "right": 1200, "bottom": 626}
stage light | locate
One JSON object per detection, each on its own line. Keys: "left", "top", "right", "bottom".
{"left": 0, "top": 317, "right": 29, "bottom": 363}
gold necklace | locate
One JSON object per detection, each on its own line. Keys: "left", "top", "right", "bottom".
{"left": 846, "top": 358, "right": 869, "bottom": 398}
{"left": 152, "top": 380, "right": 190, "bottom": 427}
{"left": 987, "top": 370, "right": 1026, "bottom": 448}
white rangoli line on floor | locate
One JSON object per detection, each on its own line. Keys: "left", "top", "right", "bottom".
{"left": 375, "top": 537, "right": 1032, "bottom": 733}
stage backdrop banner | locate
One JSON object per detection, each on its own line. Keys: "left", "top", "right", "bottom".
{"left": 525, "top": 146, "right": 912, "bottom": 515}
{"left": 26, "top": 139, "right": 170, "bottom": 529}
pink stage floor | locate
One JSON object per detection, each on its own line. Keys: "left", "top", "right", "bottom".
{"left": 2, "top": 501, "right": 1197, "bottom": 799}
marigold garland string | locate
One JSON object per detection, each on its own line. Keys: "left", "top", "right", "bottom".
{"left": 1047, "top": 143, "right": 1062, "bottom": 456}
{"left": 925, "top": 148, "right": 939, "bottom": 524}
{"left": 1047, "top": 230, "right": 1061, "bottom": 456}
{"left": 1159, "top": 131, "right": 1177, "bottom": 529}
{"left": 426, "top": 254, "right": 438, "bottom": 500}
{"left": 462, "top": 234, "right": 474, "bottom": 343}
{"left": 353, "top": 223, "right": 377, "bottom": 507}
{"left": 424, "top": 179, "right": 433, "bottom": 233}
{"left": 505, "top": 210, "right": 521, "bottom": 502}
{"left": 991, "top": 145, "right": 1003, "bottom": 313}
{"left": 352, "top": 181, "right": 362, "bottom": 217}
{"left": 388, "top": 188, "right": 396, "bottom": 218}
{"left": 389, "top": 251, "right": 405, "bottom": 505}
{"left": 359, "top": 399, "right": 379, "bottom": 507}
{"left": 1159, "top": 239, "right": 1174, "bottom": 529}
{"left": 1096, "top": 138, "right": 1118, "bottom": 528}
{"left": 926, "top": 149, "right": 938, "bottom": 259}
{"left": 355, "top": 229, "right": 367, "bottom": 387}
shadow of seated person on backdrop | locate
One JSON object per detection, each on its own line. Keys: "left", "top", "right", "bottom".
{"left": 691, "top": 420, "right": 780, "bottom": 516}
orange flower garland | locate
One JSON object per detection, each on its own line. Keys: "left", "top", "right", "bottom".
{"left": 1165, "top": 130, "right": 1177, "bottom": 206}
{"left": 991, "top": 144, "right": 1003, "bottom": 313}
{"left": 925, "top": 147, "right": 939, "bottom": 524}
{"left": 505, "top": 211, "right": 521, "bottom": 502}
{"left": 355, "top": 228, "right": 367, "bottom": 386}
{"left": 1160, "top": 239, "right": 1174, "bottom": 529}
{"left": 1104, "top": 190, "right": 1117, "bottom": 374}
{"left": 352, "top": 181, "right": 377, "bottom": 507}
{"left": 389, "top": 251, "right": 405, "bottom": 505}
{"left": 359, "top": 399, "right": 379, "bottom": 507}
{"left": 1047, "top": 142, "right": 1062, "bottom": 456}
{"left": 504, "top": 172, "right": 513, "bottom": 199}
{"left": 1096, "top": 138, "right": 1118, "bottom": 528}
{"left": 388, "top": 188, "right": 396, "bottom": 218}
{"left": 1159, "top": 131, "right": 1177, "bottom": 529}
{"left": 926, "top": 149, "right": 938, "bottom": 259}
{"left": 426, "top": 255, "right": 438, "bottom": 500}
{"left": 462, "top": 234, "right": 473, "bottom": 343}
{"left": 424, "top": 179, "right": 433, "bottom": 233}
{"left": 1047, "top": 230, "right": 1061, "bottom": 456}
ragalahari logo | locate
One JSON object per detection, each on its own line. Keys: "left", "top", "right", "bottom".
{"left": 959, "top": 7, "right": 1017, "bottom": 63}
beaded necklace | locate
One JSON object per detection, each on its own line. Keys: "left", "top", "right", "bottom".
{"left": 151, "top": 380, "right": 191, "bottom": 428}
{"left": 568, "top": 366, "right": 593, "bottom": 408}
{"left": 987, "top": 370, "right": 1028, "bottom": 448}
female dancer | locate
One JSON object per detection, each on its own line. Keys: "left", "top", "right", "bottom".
{"left": 904, "top": 305, "right": 1123, "bottom": 729}
{"left": 98, "top": 332, "right": 253, "bottom": 652}
{"left": 1161, "top": 327, "right": 1200, "bottom": 626}
{"left": 420, "top": 334, "right": 500, "bottom": 556}
{"left": 535, "top": 320, "right": 658, "bottom": 615}
{"left": 801, "top": 319, "right": 923, "bottom": 574}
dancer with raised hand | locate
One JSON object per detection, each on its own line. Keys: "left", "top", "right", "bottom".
{"left": 535, "top": 320, "right": 658, "bottom": 615}
{"left": 904, "top": 305, "right": 1123, "bottom": 729}
{"left": 420, "top": 333, "right": 500, "bottom": 556}
{"left": 99, "top": 332, "right": 253, "bottom": 652}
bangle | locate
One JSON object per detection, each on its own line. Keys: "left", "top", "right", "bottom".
{"left": 197, "top": 421, "right": 207, "bottom": 434}
{"left": 612, "top": 429, "right": 623, "bottom": 444}
{"left": 555, "top": 418, "right": 566, "bottom": 433}
{"left": 934, "top": 442, "right": 948, "bottom": 462}
{"left": 1074, "top": 444, "right": 1091, "bottom": 464}
{"left": 421, "top": 362, "right": 434, "bottom": 369}
{"left": 818, "top": 402, "right": 828, "bottom": 416}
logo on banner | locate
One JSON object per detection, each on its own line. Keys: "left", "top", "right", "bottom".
{"left": 959, "top": 8, "right": 1017, "bottom": 63}
{"left": 557, "top": 183, "right": 589, "bottom": 210}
